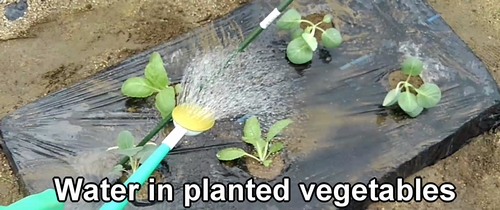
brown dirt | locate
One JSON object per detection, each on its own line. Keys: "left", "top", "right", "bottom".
{"left": 370, "top": 0, "right": 500, "bottom": 209}
{"left": 0, "top": 0, "right": 246, "bottom": 205}
{"left": 119, "top": 169, "right": 163, "bottom": 201}
{"left": 300, "top": 13, "right": 335, "bottom": 41}
{"left": 244, "top": 154, "right": 285, "bottom": 181}
{"left": 388, "top": 70, "right": 424, "bottom": 94}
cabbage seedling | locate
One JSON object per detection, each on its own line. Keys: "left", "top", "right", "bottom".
{"left": 382, "top": 57, "right": 442, "bottom": 117}
{"left": 108, "top": 130, "right": 158, "bottom": 175}
{"left": 121, "top": 52, "right": 181, "bottom": 119}
{"left": 276, "top": 9, "right": 343, "bottom": 64}
{"left": 216, "top": 116, "right": 293, "bottom": 167}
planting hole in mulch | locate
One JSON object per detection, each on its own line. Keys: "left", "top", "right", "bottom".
{"left": 285, "top": 13, "right": 336, "bottom": 68}
{"left": 116, "top": 160, "right": 170, "bottom": 207}
{"left": 124, "top": 96, "right": 155, "bottom": 113}
{"left": 377, "top": 69, "right": 426, "bottom": 123}
{"left": 388, "top": 70, "right": 424, "bottom": 94}
{"left": 124, "top": 83, "right": 181, "bottom": 115}
{"left": 221, "top": 145, "right": 289, "bottom": 181}
{"left": 299, "top": 13, "right": 336, "bottom": 40}
{"left": 244, "top": 153, "right": 285, "bottom": 180}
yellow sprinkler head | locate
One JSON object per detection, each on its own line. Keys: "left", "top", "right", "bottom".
{"left": 172, "top": 103, "right": 215, "bottom": 136}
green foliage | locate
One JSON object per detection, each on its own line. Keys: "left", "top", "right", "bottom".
{"left": 216, "top": 117, "right": 293, "bottom": 167}
{"left": 121, "top": 52, "right": 182, "bottom": 118}
{"left": 276, "top": 9, "right": 343, "bottom": 64}
{"left": 382, "top": 57, "right": 442, "bottom": 118}
{"left": 108, "top": 130, "right": 158, "bottom": 175}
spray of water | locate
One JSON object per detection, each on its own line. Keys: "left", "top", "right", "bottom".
{"left": 177, "top": 46, "right": 298, "bottom": 126}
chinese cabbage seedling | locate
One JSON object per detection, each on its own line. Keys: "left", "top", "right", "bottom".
{"left": 121, "top": 52, "right": 182, "bottom": 119}
{"left": 107, "top": 130, "right": 158, "bottom": 176}
{"left": 382, "top": 56, "right": 442, "bottom": 118}
{"left": 216, "top": 116, "right": 293, "bottom": 167}
{"left": 276, "top": 9, "right": 343, "bottom": 64}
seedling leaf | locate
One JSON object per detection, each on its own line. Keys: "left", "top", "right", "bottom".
{"left": 287, "top": 37, "right": 314, "bottom": 64}
{"left": 155, "top": 87, "right": 176, "bottom": 119}
{"left": 145, "top": 52, "right": 169, "bottom": 89}
{"left": 321, "top": 28, "right": 343, "bottom": 48}
{"left": 291, "top": 28, "right": 304, "bottom": 40}
{"left": 401, "top": 57, "right": 423, "bottom": 76}
{"left": 263, "top": 160, "right": 273, "bottom": 167}
{"left": 174, "top": 84, "right": 183, "bottom": 95}
{"left": 242, "top": 136, "right": 257, "bottom": 146}
{"left": 301, "top": 33, "right": 318, "bottom": 51}
{"left": 266, "top": 119, "right": 293, "bottom": 141}
{"left": 397, "top": 91, "right": 418, "bottom": 113}
{"left": 276, "top": 9, "right": 302, "bottom": 30}
{"left": 323, "top": 14, "right": 333, "bottom": 23}
{"left": 255, "top": 138, "right": 267, "bottom": 159}
{"left": 121, "top": 77, "right": 157, "bottom": 98}
{"left": 243, "top": 116, "right": 261, "bottom": 140}
{"left": 216, "top": 148, "right": 247, "bottom": 161}
{"left": 416, "top": 83, "right": 441, "bottom": 108}
{"left": 406, "top": 105, "right": 424, "bottom": 118}
{"left": 382, "top": 88, "right": 401, "bottom": 106}
{"left": 116, "top": 147, "right": 143, "bottom": 157}
{"left": 137, "top": 144, "right": 157, "bottom": 164}
{"left": 269, "top": 142, "right": 284, "bottom": 154}
{"left": 117, "top": 130, "right": 136, "bottom": 150}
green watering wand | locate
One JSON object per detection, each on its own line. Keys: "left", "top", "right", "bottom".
{"left": 0, "top": 189, "right": 64, "bottom": 210}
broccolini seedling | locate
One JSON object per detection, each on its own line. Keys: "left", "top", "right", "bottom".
{"left": 216, "top": 116, "right": 293, "bottom": 167}
{"left": 121, "top": 52, "right": 182, "bottom": 118}
{"left": 108, "top": 130, "right": 158, "bottom": 175}
{"left": 276, "top": 9, "right": 343, "bottom": 64}
{"left": 382, "top": 56, "right": 442, "bottom": 117}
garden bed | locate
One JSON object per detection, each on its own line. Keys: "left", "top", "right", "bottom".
{"left": 1, "top": 0, "right": 500, "bottom": 209}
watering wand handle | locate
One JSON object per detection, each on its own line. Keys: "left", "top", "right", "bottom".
{"left": 0, "top": 189, "right": 65, "bottom": 210}
{"left": 100, "top": 127, "right": 187, "bottom": 210}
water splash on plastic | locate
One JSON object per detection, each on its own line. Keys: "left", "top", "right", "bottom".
{"left": 178, "top": 46, "right": 297, "bottom": 127}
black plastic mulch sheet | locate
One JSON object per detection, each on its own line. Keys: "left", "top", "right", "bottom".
{"left": 2, "top": 0, "right": 500, "bottom": 209}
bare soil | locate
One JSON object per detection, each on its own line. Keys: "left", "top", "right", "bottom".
{"left": 244, "top": 153, "right": 285, "bottom": 181}
{"left": 299, "top": 13, "right": 335, "bottom": 41}
{"left": 388, "top": 70, "right": 424, "bottom": 94}
{"left": 1, "top": 0, "right": 500, "bottom": 208}
{"left": 0, "top": 0, "right": 246, "bottom": 205}
{"left": 119, "top": 169, "right": 163, "bottom": 202}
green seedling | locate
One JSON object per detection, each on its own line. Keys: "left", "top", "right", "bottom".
{"left": 216, "top": 116, "right": 293, "bottom": 167}
{"left": 382, "top": 56, "right": 442, "bottom": 118}
{"left": 108, "top": 130, "right": 158, "bottom": 175}
{"left": 276, "top": 9, "right": 343, "bottom": 64}
{"left": 121, "top": 52, "right": 182, "bottom": 119}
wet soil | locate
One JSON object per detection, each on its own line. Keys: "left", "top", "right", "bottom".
{"left": 388, "top": 70, "right": 424, "bottom": 95}
{"left": 300, "top": 13, "right": 335, "bottom": 41}
{"left": 370, "top": 0, "right": 500, "bottom": 209}
{"left": 119, "top": 169, "right": 163, "bottom": 203}
{"left": 221, "top": 150, "right": 286, "bottom": 181}
{"left": 0, "top": 0, "right": 246, "bottom": 205}
{"left": 244, "top": 153, "right": 285, "bottom": 181}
